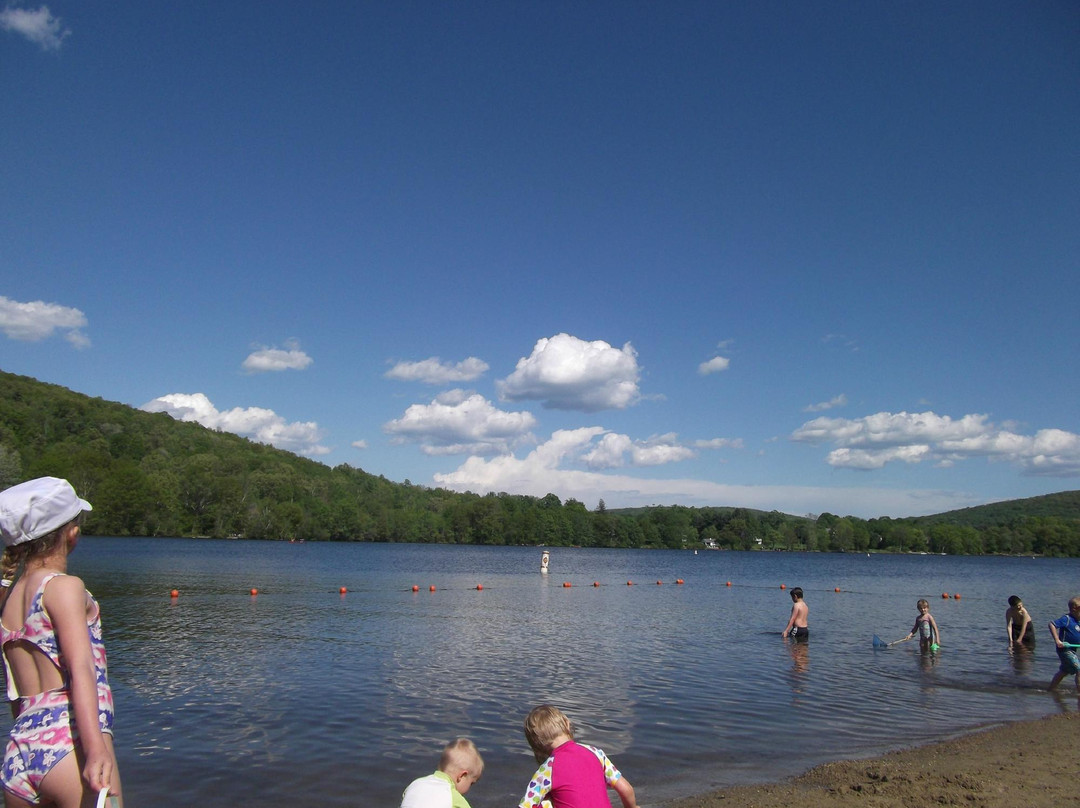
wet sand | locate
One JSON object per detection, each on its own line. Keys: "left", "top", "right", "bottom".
{"left": 664, "top": 710, "right": 1078, "bottom": 808}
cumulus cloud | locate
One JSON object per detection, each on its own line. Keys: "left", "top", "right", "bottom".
{"left": 792, "top": 410, "right": 1080, "bottom": 476}
{"left": 141, "top": 393, "right": 330, "bottom": 456}
{"left": 0, "top": 5, "right": 69, "bottom": 50}
{"left": 497, "top": 333, "right": 641, "bottom": 412}
{"left": 581, "top": 432, "right": 696, "bottom": 469}
{"left": 804, "top": 394, "right": 847, "bottom": 413}
{"left": 383, "top": 390, "right": 536, "bottom": 456}
{"left": 242, "top": 340, "right": 313, "bottom": 373}
{"left": 0, "top": 295, "right": 89, "bottom": 348}
{"left": 352, "top": 439, "right": 368, "bottom": 450}
{"left": 698, "top": 356, "right": 730, "bottom": 375}
{"left": 433, "top": 428, "right": 976, "bottom": 517}
{"left": 385, "top": 356, "right": 489, "bottom": 384}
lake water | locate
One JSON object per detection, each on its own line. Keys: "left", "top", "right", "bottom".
{"left": 19, "top": 538, "right": 1080, "bottom": 807}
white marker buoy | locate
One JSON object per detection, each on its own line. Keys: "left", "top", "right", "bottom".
{"left": 540, "top": 550, "right": 550, "bottom": 574}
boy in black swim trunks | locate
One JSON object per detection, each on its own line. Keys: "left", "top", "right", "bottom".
{"left": 782, "top": 587, "right": 808, "bottom": 640}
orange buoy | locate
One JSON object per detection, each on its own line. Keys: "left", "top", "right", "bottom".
{"left": 834, "top": 587, "right": 840, "bottom": 592}
{"left": 953, "top": 593, "right": 961, "bottom": 599}
{"left": 726, "top": 581, "right": 732, "bottom": 587}
{"left": 339, "top": 587, "right": 347, "bottom": 594}
{"left": 627, "top": 580, "right": 633, "bottom": 586}
{"left": 411, "top": 585, "right": 419, "bottom": 592}
{"left": 593, "top": 581, "right": 600, "bottom": 587}
{"left": 476, "top": 584, "right": 483, "bottom": 591}
{"left": 656, "top": 580, "right": 663, "bottom": 585}
{"left": 170, "top": 589, "right": 179, "bottom": 598}
{"left": 429, "top": 585, "right": 436, "bottom": 592}
{"left": 563, "top": 581, "right": 571, "bottom": 588}
{"left": 250, "top": 588, "right": 258, "bottom": 596}
{"left": 780, "top": 584, "right": 786, "bottom": 590}
{"left": 942, "top": 592, "right": 949, "bottom": 599}
{"left": 676, "top": 579, "right": 684, "bottom": 585}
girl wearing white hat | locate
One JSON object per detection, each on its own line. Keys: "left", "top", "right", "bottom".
{"left": 0, "top": 477, "right": 122, "bottom": 808}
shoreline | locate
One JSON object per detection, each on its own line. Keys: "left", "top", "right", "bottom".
{"left": 662, "top": 710, "right": 1078, "bottom": 808}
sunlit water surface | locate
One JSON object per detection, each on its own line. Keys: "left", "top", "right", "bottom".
{"left": 21, "top": 539, "right": 1080, "bottom": 807}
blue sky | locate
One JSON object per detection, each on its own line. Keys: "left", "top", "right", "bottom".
{"left": 2, "top": 2, "right": 1078, "bottom": 518}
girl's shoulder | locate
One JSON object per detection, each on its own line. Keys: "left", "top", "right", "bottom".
{"left": 40, "top": 573, "right": 90, "bottom": 611}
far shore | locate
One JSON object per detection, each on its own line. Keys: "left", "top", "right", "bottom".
{"left": 663, "top": 709, "right": 1078, "bottom": 808}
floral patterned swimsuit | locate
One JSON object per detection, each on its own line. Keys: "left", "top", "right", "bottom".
{"left": 1, "top": 573, "right": 114, "bottom": 805}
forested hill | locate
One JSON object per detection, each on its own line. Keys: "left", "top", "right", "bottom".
{"left": 1, "top": 368, "right": 1079, "bottom": 554}
{"left": 915, "top": 491, "right": 1080, "bottom": 527}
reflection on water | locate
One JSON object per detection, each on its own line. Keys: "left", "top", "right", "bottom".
{"left": 19, "top": 539, "right": 1080, "bottom": 808}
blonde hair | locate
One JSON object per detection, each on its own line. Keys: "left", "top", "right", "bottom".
{"left": 1, "top": 516, "right": 78, "bottom": 579}
{"left": 524, "top": 705, "right": 573, "bottom": 763}
{"left": 439, "top": 738, "right": 482, "bottom": 778}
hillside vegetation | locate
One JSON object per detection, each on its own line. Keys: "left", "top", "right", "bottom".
{"left": 2, "top": 369, "right": 1079, "bottom": 555}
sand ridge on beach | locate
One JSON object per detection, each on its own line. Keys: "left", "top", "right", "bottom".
{"left": 664, "top": 711, "right": 1077, "bottom": 808}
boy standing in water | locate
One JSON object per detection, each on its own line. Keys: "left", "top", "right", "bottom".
{"left": 1048, "top": 596, "right": 1080, "bottom": 693}
{"left": 400, "top": 738, "right": 484, "bottom": 808}
{"left": 1005, "top": 595, "right": 1035, "bottom": 646}
{"left": 782, "top": 587, "right": 808, "bottom": 640}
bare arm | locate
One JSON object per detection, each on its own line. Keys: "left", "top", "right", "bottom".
{"left": 1049, "top": 621, "right": 1063, "bottom": 648}
{"left": 46, "top": 576, "right": 114, "bottom": 793}
{"left": 612, "top": 776, "right": 637, "bottom": 808}
{"left": 782, "top": 605, "right": 796, "bottom": 637}
{"left": 1006, "top": 610, "right": 1015, "bottom": 645}
{"left": 889, "top": 618, "right": 920, "bottom": 646}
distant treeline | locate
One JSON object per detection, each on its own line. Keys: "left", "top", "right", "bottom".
{"left": 2, "top": 369, "right": 1079, "bottom": 555}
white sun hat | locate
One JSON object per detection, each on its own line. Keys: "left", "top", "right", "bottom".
{"left": 0, "top": 477, "right": 93, "bottom": 548}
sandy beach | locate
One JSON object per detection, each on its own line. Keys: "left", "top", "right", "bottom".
{"left": 665, "top": 710, "right": 1078, "bottom": 808}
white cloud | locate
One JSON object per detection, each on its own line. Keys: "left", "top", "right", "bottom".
{"left": 698, "top": 356, "right": 730, "bottom": 375}
{"left": 0, "top": 5, "right": 69, "bottom": 50}
{"left": 383, "top": 390, "right": 536, "bottom": 456}
{"left": 141, "top": 393, "right": 330, "bottom": 456}
{"left": 497, "top": 333, "right": 641, "bottom": 412}
{"left": 694, "top": 438, "right": 744, "bottom": 450}
{"left": 804, "top": 394, "right": 847, "bottom": 413}
{"left": 581, "top": 431, "right": 696, "bottom": 469}
{"left": 792, "top": 410, "right": 1080, "bottom": 476}
{"left": 385, "top": 356, "right": 489, "bottom": 384}
{"left": 433, "top": 429, "right": 977, "bottom": 518}
{"left": 352, "top": 439, "right": 368, "bottom": 450}
{"left": 242, "top": 340, "right": 313, "bottom": 373}
{"left": 0, "top": 295, "right": 89, "bottom": 348}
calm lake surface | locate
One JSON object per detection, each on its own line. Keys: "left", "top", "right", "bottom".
{"left": 24, "top": 538, "right": 1080, "bottom": 807}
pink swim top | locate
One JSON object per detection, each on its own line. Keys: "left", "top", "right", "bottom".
{"left": 0, "top": 572, "right": 113, "bottom": 709}
{"left": 518, "top": 739, "right": 623, "bottom": 808}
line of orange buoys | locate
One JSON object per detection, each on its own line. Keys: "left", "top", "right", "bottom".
{"left": 169, "top": 578, "right": 694, "bottom": 598}
{"left": 169, "top": 581, "right": 961, "bottom": 599}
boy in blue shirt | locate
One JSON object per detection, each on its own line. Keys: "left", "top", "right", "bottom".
{"left": 1047, "top": 596, "right": 1080, "bottom": 692}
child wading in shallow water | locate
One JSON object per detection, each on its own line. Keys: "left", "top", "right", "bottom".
{"left": 891, "top": 599, "right": 941, "bottom": 651}
{"left": 782, "top": 587, "right": 808, "bottom": 640}
{"left": 1047, "top": 596, "right": 1080, "bottom": 693}
{"left": 518, "top": 705, "right": 637, "bottom": 808}
{"left": 1005, "top": 595, "right": 1035, "bottom": 647}
{"left": 0, "top": 477, "right": 122, "bottom": 808}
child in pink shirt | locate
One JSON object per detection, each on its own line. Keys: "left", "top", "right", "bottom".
{"left": 518, "top": 705, "right": 637, "bottom": 808}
